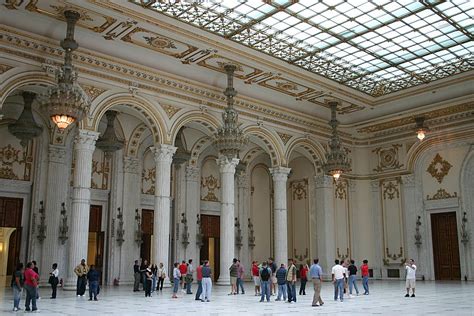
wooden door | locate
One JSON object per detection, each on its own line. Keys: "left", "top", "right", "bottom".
{"left": 141, "top": 209, "right": 154, "bottom": 262}
{"left": 199, "top": 215, "right": 220, "bottom": 281}
{"left": 431, "top": 212, "right": 461, "bottom": 280}
{"left": 88, "top": 205, "right": 104, "bottom": 283}
{"left": 0, "top": 197, "right": 23, "bottom": 274}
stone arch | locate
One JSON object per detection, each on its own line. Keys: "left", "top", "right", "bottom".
{"left": 285, "top": 137, "right": 325, "bottom": 172}
{"left": 0, "top": 71, "right": 55, "bottom": 108}
{"left": 189, "top": 135, "right": 213, "bottom": 167}
{"left": 243, "top": 126, "right": 284, "bottom": 167}
{"left": 87, "top": 94, "right": 165, "bottom": 145}
{"left": 126, "top": 123, "right": 148, "bottom": 158}
{"left": 459, "top": 145, "right": 474, "bottom": 280}
{"left": 168, "top": 111, "right": 220, "bottom": 145}
{"left": 242, "top": 147, "right": 266, "bottom": 166}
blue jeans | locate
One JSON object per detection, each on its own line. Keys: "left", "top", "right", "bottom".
{"left": 334, "top": 278, "right": 344, "bottom": 301}
{"left": 24, "top": 284, "right": 37, "bottom": 310}
{"left": 195, "top": 280, "right": 202, "bottom": 300}
{"left": 13, "top": 285, "right": 21, "bottom": 309}
{"left": 89, "top": 281, "right": 99, "bottom": 299}
{"left": 173, "top": 278, "right": 180, "bottom": 293}
{"left": 362, "top": 276, "right": 369, "bottom": 294}
{"left": 236, "top": 277, "right": 245, "bottom": 294}
{"left": 277, "top": 284, "right": 287, "bottom": 301}
{"left": 349, "top": 275, "right": 359, "bottom": 294}
{"left": 287, "top": 281, "right": 296, "bottom": 302}
{"left": 260, "top": 280, "right": 270, "bottom": 301}
{"left": 152, "top": 275, "right": 157, "bottom": 292}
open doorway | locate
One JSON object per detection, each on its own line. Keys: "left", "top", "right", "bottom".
{"left": 88, "top": 205, "right": 104, "bottom": 284}
{"left": 0, "top": 197, "right": 23, "bottom": 281}
{"left": 199, "top": 214, "right": 220, "bottom": 282}
{"left": 140, "top": 209, "right": 154, "bottom": 262}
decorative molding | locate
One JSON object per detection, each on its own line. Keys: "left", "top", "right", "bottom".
{"left": 48, "top": 145, "right": 67, "bottom": 164}
{"left": 161, "top": 104, "right": 180, "bottom": 119}
{"left": 276, "top": 132, "right": 292, "bottom": 145}
{"left": 185, "top": 165, "right": 200, "bottom": 182}
{"left": 314, "top": 175, "right": 333, "bottom": 188}
{"left": 400, "top": 174, "right": 415, "bottom": 187}
{"left": 334, "top": 180, "right": 347, "bottom": 200}
{"left": 426, "top": 188, "right": 458, "bottom": 200}
{"left": 151, "top": 145, "right": 177, "bottom": 163}
{"left": 0, "top": 144, "right": 32, "bottom": 181}
{"left": 91, "top": 156, "right": 110, "bottom": 190}
{"left": 0, "top": 63, "right": 13, "bottom": 74}
{"left": 373, "top": 144, "right": 403, "bottom": 172}
{"left": 382, "top": 179, "right": 400, "bottom": 200}
{"left": 123, "top": 156, "right": 139, "bottom": 174}
{"left": 291, "top": 179, "right": 308, "bottom": 201}
{"left": 427, "top": 153, "right": 452, "bottom": 183}
{"left": 74, "top": 130, "right": 99, "bottom": 151}
{"left": 201, "top": 174, "right": 220, "bottom": 202}
{"left": 383, "top": 247, "right": 405, "bottom": 265}
{"left": 80, "top": 84, "right": 106, "bottom": 101}
{"left": 141, "top": 167, "right": 155, "bottom": 195}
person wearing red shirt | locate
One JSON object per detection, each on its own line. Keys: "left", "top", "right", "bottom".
{"left": 251, "top": 261, "right": 260, "bottom": 296}
{"left": 299, "top": 263, "right": 309, "bottom": 295}
{"left": 179, "top": 261, "right": 187, "bottom": 290}
{"left": 24, "top": 262, "right": 39, "bottom": 312}
{"left": 360, "top": 260, "right": 370, "bottom": 295}
{"left": 195, "top": 262, "right": 203, "bottom": 301}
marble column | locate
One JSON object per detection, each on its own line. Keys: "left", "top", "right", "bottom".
{"left": 270, "top": 167, "right": 291, "bottom": 266}
{"left": 216, "top": 156, "right": 239, "bottom": 285}
{"left": 185, "top": 166, "right": 200, "bottom": 264}
{"left": 237, "top": 172, "right": 250, "bottom": 277}
{"left": 65, "top": 130, "right": 99, "bottom": 289}
{"left": 315, "top": 175, "right": 335, "bottom": 278}
{"left": 120, "top": 156, "right": 140, "bottom": 284}
{"left": 151, "top": 144, "right": 177, "bottom": 281}
{"left": 40, "top": 144, "right": 68, "bottom": 284}
{"left": 370, "top": 179, "right": 383, "bottom": 279}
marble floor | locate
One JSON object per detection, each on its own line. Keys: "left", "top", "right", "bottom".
{"left": 0, "top": 280, "right": 473, "bottom": 315}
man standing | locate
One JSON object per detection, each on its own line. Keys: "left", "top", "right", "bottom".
{"left": 133, "top": 260, "right": 140, "bottom": 292}
{"left": 186, "top": 259, "right": 194, "bottom": 294}
{"left": 74, "top": 259, "right": 89, "bottom": 297}
{"left": 236, "top": 260, "right": 245, "bottom": 294}
{"left": 178, "top": 260, "right": 187, "bottom": 291}
{"left": 275, "top": 263, "right": 287, "bottom": 301}
{"left": 87, "top": 265, "right": 100, "bottom": 301}
{"left": 331, "top": 259, "right": 346, "bottom": 302}
{"left": 140, "top": 259, "right": 148, "bottom": 291}
{"left": 201, "top": 260, "right": 212, "bottom": 302}
{"left": 310, "top": 258, "right": 324, "bottom": 307}
{"left": 228, "top": 258, "right": 238, "bottom": 295}
{"left": 195, "top": 261, "right": 203, "bottom": 301}
{"left": 24, "top": 262, "right": 39, "bottom": 312}
{"left": 361, "top": 259, "right": 370, "bottom": 295}
{"left": 259, "top": 261, "right": 271, "bottom": 302}
{"left": 348, "top": 259, "right": 359, "bottom": 297}
{"left": 286, "top": 258, "right": 297, "bottom": 303}
{"left": 268, "top": 257, "right": 277, "bottom": 295}
{"left": 405, "top": 259, "right": 417, "bottom": 297}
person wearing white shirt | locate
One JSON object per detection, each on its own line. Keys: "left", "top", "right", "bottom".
{"left": 172, "top": 263, "right": 181, "bottom": 299}
{"left": 49, "top": 263, "right": 59, "bottom": 299}
{"left": 331, "top": 259, "right": 346, "bottom": 302}
{"left": 405, "top": 259, "right": 417, "bottom": 297}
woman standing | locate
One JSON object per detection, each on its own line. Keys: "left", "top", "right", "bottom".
{"left": 11, "top": 262, "right": 24, "bottom": 311}
{"left": 145, "top": 266, "right": 153, "bottom": 297}
{"left": 157, "top": 263, "right": 166, "bottom": 291}
{"left": 299, "top": 263, "right": 309, "bottom": 295}
{"left": 150, "top": 264, "right": 157, "bottom": 294}
{"left": 49, "top": 263, "right": 59, "bottom": 299}
{"left": 172, "top": 262, "right": 181, "bottom": 298}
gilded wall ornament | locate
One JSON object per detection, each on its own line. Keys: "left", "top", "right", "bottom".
{"left": 291, "top": 179, "right": 307, "bottom": 200}
{"left": 201, "top": 174, "right": 220, "bottom": 202}
{"left": 161, "top": 104, "right": 180, "bottom": 119}
{"left": 382, "top": 180, "right": 400, "bottom": 200}
{"left": 426, "top": 188, "right": 457, "bottom": 200}
{"left": 0, "top": 144, "right": 31, "bottom": 181}
{"left": 144, "top": 35, "right": 177, "bottom": 49}
{"left": 276, "top": 132, "right": 292, "bottom": 145}
{"left": 384, "top": 247, "right": 404, "bottom": 265}
{"left": 142, "top": 167, "right": 156, "bottom": 195}
{"left": 91, "top": 157, "right": 110, "bottom": 190}
{"left": 80, "top": 85, "right": 106, "bottom": 101}
{"left": 427, "top": 153, "right": 452, "bottom": 183}
{"left": 0, "top": 63, "right": 13, "bottom": 74}
{"left": 373, "top": 144, "right": 403, "bottom": 172}
{"left": 334, "top": 180, "right": 347, "bottom": 200}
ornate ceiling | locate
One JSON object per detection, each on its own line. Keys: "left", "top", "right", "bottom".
{"left": 134, "top": 0, "right": 473, "bottom": 97}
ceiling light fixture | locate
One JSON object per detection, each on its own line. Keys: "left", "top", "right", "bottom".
{"left": 95, "top": 111, "right": 124, "bottom": 153}
{"left": 415, "top": 117, "right": 428, "bottom": 141}
{"left": 41, "top": 10, "right": 89, "bottom": 130}
{"left": 8, "top": 91, "right": 43, "bottom": 147}
{"left": 322, "top": 100, "right": 351, "bottom": 180}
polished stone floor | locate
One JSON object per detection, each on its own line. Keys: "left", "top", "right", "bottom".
{"left": 0, "top": 280, "right": 473, "bottom": 315}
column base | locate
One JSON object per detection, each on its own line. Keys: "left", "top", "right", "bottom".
{"left": 216, "top": 276, "right": 230, "bottom": 286}
{"left": 63, "top": 277, "right": 78, "bottom": 291}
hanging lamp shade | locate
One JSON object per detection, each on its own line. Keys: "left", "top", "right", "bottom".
{"left": 173, "top": 128, "right": 191, "bottom": 165}
{"left": 8, "top": 91, "right": 43, "bottom": 147}
{"left": 95, "top": 111, "right": 124, "bottom": 153}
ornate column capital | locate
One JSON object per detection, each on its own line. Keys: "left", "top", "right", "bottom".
{"left": 74, "top": 129, "right": 100, "bottom": 151}
{"left": 314, "top": 175, "right": 333, "bottom": 188}
{"left": 237, "top": 173, "right": 249, "bottom": 189}
{"left": 151, "top": 144, "right": 177, "bottom": 164}
{"left": 269, "top": 166, "right": 291, "bottom": 182}
{"left": 48, "top": 144, "right": 67, "bottom": 164}
{"left": 370, "top": 179, "right": 380, "bottom": 191}
{"left": 401, "top": 174, "right": 415, "bottom": 187}
{"left": 123, "top": 156, "right": 139, "bottom": 174}
{"left": 185, "top": 165, "right": 200, "bottom": 182}
{"left": 216, "top": 155, "right": 239, "bottom": 174}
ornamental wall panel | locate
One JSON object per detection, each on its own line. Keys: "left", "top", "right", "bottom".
{"left": 141, "top": 149, "right": 155, "bottom": 195}
{"left": 289, "top": 178, "right": 309, "bottom": 264}
{"left": 0, "top": 126, "right": 34, "bottom": 181}
{"left": 334, "top": 179, "right": 351, "bottom": 261}
{"left": 200, "top": 157, "right": 220, "bottom": 203}
{"left": 91, "top": 149, "right": 110, "bottom": 190}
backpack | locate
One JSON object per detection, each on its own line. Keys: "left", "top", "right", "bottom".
{"left": 260, "top": 267, "right": 270, "bottom": 281}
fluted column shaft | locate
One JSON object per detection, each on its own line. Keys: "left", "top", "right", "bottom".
{"left": 65, "top": 130, "right": 99, "bottom": 289}
{"left": 185, "top": 166, "right": 200, "bottom": 265}
{"left": 217, "top": 156, "right": 239, "bottom": 285}
{"left": 270, "top": 167, "right": 291, "bottom": 266}
{"left": 237, "top": 173, "right": 250, "bottom": 277}
{"left": 151, "top": 145, "right": 177, "bottom": 280}
{"left": 315, "top": 175, "right": 335, "bottom": 278}
{"left": 41, "top": 144, "right": 68, "bottom": 283}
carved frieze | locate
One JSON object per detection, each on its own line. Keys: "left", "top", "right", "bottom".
{"left": 80, "top": 85, "right": 106, "bottom": 102}
{"left": 427, "top": 153, "right": 452, "bottom": 183}
{"left": 0, "top": 144, "right": 32, "bottom": 181}
{"left": 334, "top": 180, "right": 347, "bottom": 200}
{"left": 201, "top": 174, "right": 220, "bottom": 202}
{"left": 276, "top": 132, "right": 292, "bottom": 145}
{"left": 426, "top": 188, "right": 458, "bottom": 201}
{"left": 161, "top": 104, "right": 180, "bottom": 119}
{"left": 382, "top": 179, "right": 400, "bottom": 200}
{"left": 291, "top": 179, "right": 308, "bottom": 201}
{"left": 373, "top": 144, "right": 404, "bottom": 172}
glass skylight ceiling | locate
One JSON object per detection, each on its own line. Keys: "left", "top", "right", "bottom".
{"left": 133, "top": 0, "right": 473, "bottom": 96}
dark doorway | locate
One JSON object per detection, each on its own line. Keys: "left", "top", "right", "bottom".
{"left": 0, "top": 197, "right": 23, "bottom": 275}
{"left": 431, "top": 212, "right": 461, "bottom": 280}
{"left": 141, "top": 209, "right": 154, "bottom": 262}
{"left": 199, "top": 214, "right": 220, "bottom": 282}
{"left": 88, "top": 205, "right": 104, "bottom": 284}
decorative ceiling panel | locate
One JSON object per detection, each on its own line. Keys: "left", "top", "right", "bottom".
{"left": 132, "top": 0, "right": 474, "bottom": 97}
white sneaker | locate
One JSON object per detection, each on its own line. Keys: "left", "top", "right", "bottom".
{"left": 348, "top": 294, "right": 352, "bottom": 298}
{"left": 13, "top": 307, "right": 18, "bottom": 311}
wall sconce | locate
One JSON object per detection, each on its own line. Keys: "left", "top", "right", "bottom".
{"left": 36, "top": 201, "right": 47, "bottom": 243}
{"left": 116, "top": 207, "right": 125, "bottom": 246}
{"left": 415, "top": 215, "right": 422, "bottom": 247}
{"left": 461, "top": 212, "right": 469, "bottom": 245}
{"left": 235, "top": 217, "right": 243, "bottom": 250}
{"left": 181, "top": 213, "right": 189, "bottom": 248}
{"left": 196, "top": 214, "right": 204, "bottom": 249}
{"left": 58, "top": 202, "right": 68, "bottom": 244}
{"left": 135, "top": 209, "right": 143, "bottom": 246}
{"left": 247, "top": 218, "right": 255, "bottom": 249}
